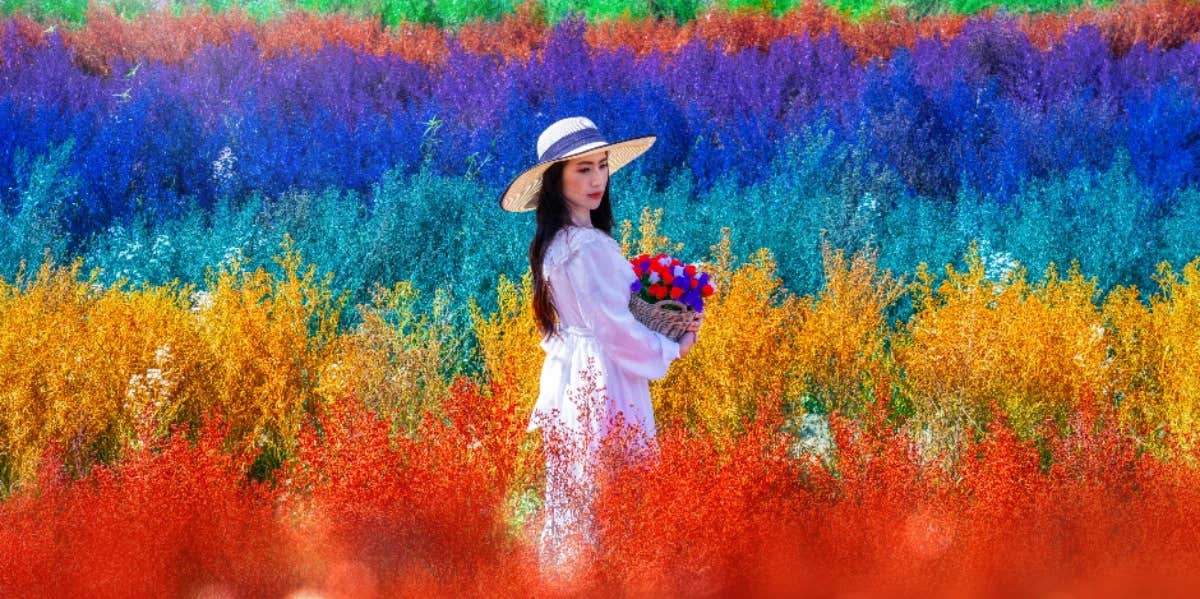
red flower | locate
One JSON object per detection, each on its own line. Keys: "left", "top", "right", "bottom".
{"left": 701, "top": 284, "right": 714, "bottom": 297}
{"left": 670, "top": 287, "right": 684, "bottom": 299}
{"left": 685, "top": 264, "right": 696, "bottom": 276}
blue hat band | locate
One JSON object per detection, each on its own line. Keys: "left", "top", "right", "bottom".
{"left": 540, "top": 128, "right": 607, "bottom": 162}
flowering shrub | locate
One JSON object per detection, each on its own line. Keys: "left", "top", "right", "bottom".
{"left": 0, "top": 236, "right": 469, "bottom": 493}
{"left": 282, "top": 379, "right": 538, "bottom": 596}
{"left": 897, "top": 242, "right": 1112, "bottom": 452}
{"left": 0, "top": 257, "right": 203, "bottom": 493}
{"left": 317, "top": 280, "right": 461, "bottom": 434}
{"left": 1102, "top": 259, "right": 1200, "bottom": 457}
{"left": 0, "top": 411, "right": 296, "bottom": 597}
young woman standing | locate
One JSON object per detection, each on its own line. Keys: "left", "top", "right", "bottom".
{"left": 499, "top": 116, "right": 703, "bottom": 578}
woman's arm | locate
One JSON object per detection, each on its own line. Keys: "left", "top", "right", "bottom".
{"left": 566, "top": 233, "right": 681, "bottom": 380}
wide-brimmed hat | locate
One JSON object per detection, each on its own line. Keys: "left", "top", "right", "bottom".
{"left": 498, "top": 116, "right": 656, "bottom": 212}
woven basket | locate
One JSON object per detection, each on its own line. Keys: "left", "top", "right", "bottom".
{"left": 629, "top": 294, "right": 694, "bottom": 342}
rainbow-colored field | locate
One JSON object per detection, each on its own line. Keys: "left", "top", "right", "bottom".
{"left": 3, "top": 1, "right": 1200, "bottom": 596}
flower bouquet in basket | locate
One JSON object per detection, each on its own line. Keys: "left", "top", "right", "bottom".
{"left": 628, "top": 253, "right": 715, "bottom": 342}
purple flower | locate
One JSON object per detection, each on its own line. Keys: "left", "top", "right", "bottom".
{"left": 630, "top": 280, "right": 642, "bottom": 293}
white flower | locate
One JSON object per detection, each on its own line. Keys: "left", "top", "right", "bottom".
{"left": 855, "top": 192, "right": 879, "bottom": 219}
{"left": 984, "top": 250, "right": 1017, "bottom": 282}
{"left": 152, "top": 234, "right": 172, "bottom": 254}
{"left": 125, "top": 373, "right": 144, "bottom": 402}
{"left": 220, "top": 246, "right": 244, "bottom": 267}
{"left": 672, "top": 265, "right": 685, "bottom": 278}
{"left": 789, "top": 412, "right": 833, "bottom": 462}
{"left": 648, "top": 271, "right": 661, "bottom": 284}
{"left": 190, "top": 290, "right": 214, "bottom": 312}
{"left": 118, "top": 240, "right": 143, "bottom": 261}
{"left": 212, "top": 146, "right": 236, "bottom": 183}
{"left": 154, "top": 343, "right": 172, "bottom": 364}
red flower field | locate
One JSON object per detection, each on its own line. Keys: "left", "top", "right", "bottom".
{"left": 2, "top": 375, "right": 1197, "bottom": 598}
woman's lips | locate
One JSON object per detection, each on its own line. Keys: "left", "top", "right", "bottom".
{"left": 588, "top": 192, "right": 602, "bottom": 199}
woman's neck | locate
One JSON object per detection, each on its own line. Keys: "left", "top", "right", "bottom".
{"left": 568, "top": 207, "right": 593, "bottom": 228}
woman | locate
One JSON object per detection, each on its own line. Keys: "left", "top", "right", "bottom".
{"left": 499, "top": 116, "right": 702, "bottom": 576}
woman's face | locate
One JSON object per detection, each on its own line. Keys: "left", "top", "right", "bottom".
{"left": 560, "top": 151, "right": 609, "bottom": 218}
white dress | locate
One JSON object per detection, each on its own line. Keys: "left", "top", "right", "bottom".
{"left": 528, "top": 225, "right": 681, "bottom": 435}
{"left": 528, "top": 225, "right": 682, "bottom": 573}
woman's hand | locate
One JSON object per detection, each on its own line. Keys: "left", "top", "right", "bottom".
{"left": 678, "top": 312, "right": 704, "bottom": 358}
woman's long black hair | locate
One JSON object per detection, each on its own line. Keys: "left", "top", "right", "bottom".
{"left": 529, "top": 159, "right": 614, "bottom": 340}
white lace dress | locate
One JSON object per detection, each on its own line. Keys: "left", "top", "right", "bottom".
{"left": 528, "top": 225, "right": 681, "bottom": 572}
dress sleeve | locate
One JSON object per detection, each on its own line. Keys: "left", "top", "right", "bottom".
{"left": 564, "top": 231, "right": 681, "bottom": 381}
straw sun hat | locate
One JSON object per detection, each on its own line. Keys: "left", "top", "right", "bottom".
{"left": 498, "top": 116, "right": 656, "bottom": 212}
